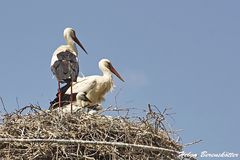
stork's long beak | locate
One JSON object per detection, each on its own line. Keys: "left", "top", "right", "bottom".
{"left": 109, "top": 63, "right": 125, "bottom": 82}
{"left": 72, "top": 34, "right": 88, "bottom": 54}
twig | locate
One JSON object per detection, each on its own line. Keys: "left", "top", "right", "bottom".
{"left": 0, "top": 96, "right": 8, "bottom": 114}
{"left": 0, "top": 138, "right": 181, "bottom": 154}
{"left": 0, "top": 104, "right": 187, "bottom": 159}
{"left": 16, "top": 97, "right": 20, "bottom": 110}
{"left": 184, "top": 140, "right": 203, "bottom": 147}
{"left": 114, "top": 87, "right": 124, "bottom": 116}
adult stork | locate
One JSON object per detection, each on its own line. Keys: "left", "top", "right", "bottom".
{"left": 51, "top": 27, "right": 88, "bottom": 111}
{"left": 50, "top": 59, "right": 124, "bottom": 113}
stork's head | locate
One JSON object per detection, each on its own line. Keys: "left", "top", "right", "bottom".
{"left": 63, "top": 27, "right": 88, "bottom": 54}
{"left": 99, "top": 59, "right": 125, "bottom": 82}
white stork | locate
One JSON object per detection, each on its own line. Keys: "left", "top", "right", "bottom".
{"left": 50, "top": 27, "right": 88, "bottom": 111}
{"left": 50, "top": 59, "right": 124, "bottom": 113}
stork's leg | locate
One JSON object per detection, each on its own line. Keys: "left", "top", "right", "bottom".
{"left": 58, "top": 81, "right": 61, "bottom": 109}
{"left": 70, "top": 80, "right": 73, "bottom": 114}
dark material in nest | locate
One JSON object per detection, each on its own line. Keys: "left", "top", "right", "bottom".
{"left": 0, "top": 105, "right": 183, "bottom": 159}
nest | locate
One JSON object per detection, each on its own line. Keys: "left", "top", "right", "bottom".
{"left": 0, "top": 105, "right": 184, "bottom": 160}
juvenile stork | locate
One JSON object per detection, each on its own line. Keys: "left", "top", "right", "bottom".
{"left": 51, "top": 27, "right": 88, "bottom": 111}
{"left": 50, "top": 59, "right": 124, "bottom": 113}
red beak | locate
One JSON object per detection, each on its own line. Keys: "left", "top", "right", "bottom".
{"left": 109, "top": 63, "right": 125, "bottom": 82}
{"left": 72, "top": 33, "right": 88, "bottom": 54}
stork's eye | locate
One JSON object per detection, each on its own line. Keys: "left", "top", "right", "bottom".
{"left": 72, "top": 30, "right": 76, "bottom": 36}
{"left": 106, "top": 62, "right": 111, "bottom": 68}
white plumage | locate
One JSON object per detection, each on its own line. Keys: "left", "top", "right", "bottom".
{"left": 51, "top": 27, "right": 87, "bottom": 82}
{"left": 50, "top": 27, "right": 88, "bottom": 109}
{"left": 50, "top": 59, "right": 124, "bottom": 112}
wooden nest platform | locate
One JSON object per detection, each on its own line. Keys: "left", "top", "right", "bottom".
{"left": 0, "top": 105, "right": 185, "bottom": 159}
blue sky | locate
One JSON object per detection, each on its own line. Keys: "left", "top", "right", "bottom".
{"left": 0, "top": 1, "right": 239, "bottom": 159}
